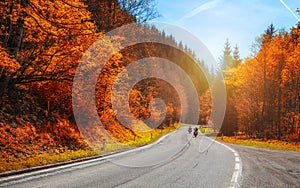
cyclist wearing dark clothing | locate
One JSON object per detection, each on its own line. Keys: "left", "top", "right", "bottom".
{"left": 193, "top": 127, "right": 198, "bottom": 137}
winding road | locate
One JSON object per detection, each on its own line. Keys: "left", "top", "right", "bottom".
{"left": 0, "top": 127, "right": 239, "bottom": 188}
{"left": 0, "top": 127, "right": 299, "bottom": 188}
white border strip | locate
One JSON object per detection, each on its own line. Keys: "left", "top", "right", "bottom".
{"left": 203, "top": 137, "right": 243, "bottom": 188}
{"left": 220, "top": 143, "right": 243, "bottom": 188}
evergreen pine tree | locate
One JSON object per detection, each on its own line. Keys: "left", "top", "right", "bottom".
{"left": 220, "top": 38, "right": 232, "bottom": 71}
{"left": 232, "top": 44, "right": 242, "bottom": 68}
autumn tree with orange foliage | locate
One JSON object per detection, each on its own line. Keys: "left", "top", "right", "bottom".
{"left": 0, "top": 0, "right": 103, "bottom": 162}
{"left": 227, "top": 23, "right": 300, "bottom": 141}
{"left": 1, "top": 0, "right": 198, "bottom": 166}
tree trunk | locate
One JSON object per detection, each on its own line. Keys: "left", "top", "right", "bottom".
{"left": 0, "top": 74, "right": 10, "bottom": 97}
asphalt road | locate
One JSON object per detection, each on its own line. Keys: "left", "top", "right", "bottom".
{"left": 230, "top": 144, "right": 300, "bottom": 188}
{"left": 0, "top": 127, "right": 239, "bottom": 188}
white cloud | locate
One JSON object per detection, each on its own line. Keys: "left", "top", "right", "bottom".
{"left": 178, "top": 0, "right": 220, "bottom": 22}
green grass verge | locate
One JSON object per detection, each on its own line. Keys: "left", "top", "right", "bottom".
{"left": 217, "top": 136, "right": 300, "bottom": 152}
{"left": 0, "top": 125, "right": 178, "bottom": 173}
{"left": 0, "top": 150, "right": 98, "bottom": 173}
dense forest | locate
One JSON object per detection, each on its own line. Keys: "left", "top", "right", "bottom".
{"left": 0, "top": 0, "right": 299, "bottom": 169}
{"left": 0, "top": 0, "right": 209, "bottom": 164}
{"left": 219, "top": 24, "right": 300, "bottom": 141}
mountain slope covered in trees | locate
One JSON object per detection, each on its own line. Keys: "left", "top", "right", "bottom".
{"left": 0, "top": 0, "right": 210, "bottom": 172}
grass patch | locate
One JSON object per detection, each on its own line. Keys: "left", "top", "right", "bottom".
{"left": 180, "top": 123, "right": 193, "bottom": 127}
{"left": 127, "top": 127, "right": 177, "bottom": 147}
{"left": 217, "top": 136, "right": 300, "bottom": 152}
{"left": 0, "top": 150, "right": 98, "bottom": 173}
{"left": 199, "top": 127, "right": 215, "bottom": 134}
{"left": 0, "top": 125, "right": 178, "bottom": 173}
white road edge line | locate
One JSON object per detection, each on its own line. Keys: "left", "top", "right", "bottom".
{"left": 204, "top": 137, "right": 243, "bottom": 188}
{"left": 221, "top": 143, "right": 243, "bottom": 188}
{"left": 0, "top": 130, "right": 176, "bottom": 186}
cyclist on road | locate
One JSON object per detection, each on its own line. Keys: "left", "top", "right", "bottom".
{"left": 188, "top": 126, "right": 192, "bottom": 134}
{"left": 193, "top": 127, "right": 198, "bottom": 138}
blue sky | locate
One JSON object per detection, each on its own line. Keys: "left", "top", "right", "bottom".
{"left": 153, "top": 0, "right": 300, "bottom": 60}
